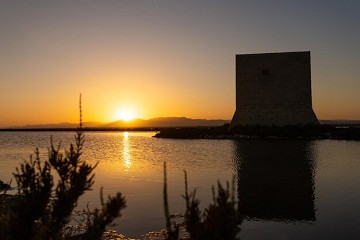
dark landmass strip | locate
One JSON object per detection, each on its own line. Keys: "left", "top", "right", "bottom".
{"left": 1, "top": 125, "right": 359, "bottom": 141}
{"left": 0, "top": 127, "right": 161, "bottom": 132}
{"left": 153, "top": 124, "right": 360, "bottom": 140}
{"left": 1, "top": 118, "right": 359, "bottom": 140}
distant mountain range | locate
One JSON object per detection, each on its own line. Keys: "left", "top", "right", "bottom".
{"left": 3, "top": 118, "right": 360, "bottom": 129}
{"left": 6, "top": 117, "right": 230, "bottom": 129}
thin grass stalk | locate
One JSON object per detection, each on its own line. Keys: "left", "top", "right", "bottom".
{"left": 163, "top": 162, "right": 171, "bottom": 233}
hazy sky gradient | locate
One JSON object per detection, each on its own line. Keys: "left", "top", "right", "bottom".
{"left": 1, "top": 0, "right": 359, "bottom": 126}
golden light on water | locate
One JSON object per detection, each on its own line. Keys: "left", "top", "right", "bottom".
{"left": 122, "top": 132, "right": 132, "bottom": 169}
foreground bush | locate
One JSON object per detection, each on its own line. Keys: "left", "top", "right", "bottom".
{"left": 0, "top": 97, "right": 126, "bottom": 240}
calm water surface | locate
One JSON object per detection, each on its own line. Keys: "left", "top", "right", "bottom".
{"left": 1, "top": 131, "right": 360, "bottom": 239}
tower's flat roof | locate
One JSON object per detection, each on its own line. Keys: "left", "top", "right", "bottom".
{"left": 236, "top": 51, "right": 310, "bottom": 56}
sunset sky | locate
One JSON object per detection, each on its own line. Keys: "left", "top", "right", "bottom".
{"left": 1, "top": 0, "right": 360, "bottom": 127}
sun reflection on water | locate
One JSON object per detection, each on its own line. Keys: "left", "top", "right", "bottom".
{"left": 122, "top": 132, "right": 131, "bottom": 169}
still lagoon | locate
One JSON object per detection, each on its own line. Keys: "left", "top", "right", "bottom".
{"left": 1, "top": 131, "right": 360, "bottom": 239}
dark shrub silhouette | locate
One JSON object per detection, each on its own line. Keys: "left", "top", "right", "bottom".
{"left": 0, "top": 95, "right": 126, "bottom": 240}
{"left": 183, "top": 174, "right": 242, "bottom": 240}
{"left": 163, "top": 164, "right": 242, "bottom": 240}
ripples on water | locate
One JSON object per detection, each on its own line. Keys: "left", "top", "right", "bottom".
{"left": 1, "top": 131, "right": 360, "bottom": 239}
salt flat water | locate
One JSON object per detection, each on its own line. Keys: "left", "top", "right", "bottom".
{"left": 1, "top": 131, "right": 360, "bottom": 239}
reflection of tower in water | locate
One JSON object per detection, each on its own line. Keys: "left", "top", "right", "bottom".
{"left": 234, "top": 140, "right": 316, "bottom": 222}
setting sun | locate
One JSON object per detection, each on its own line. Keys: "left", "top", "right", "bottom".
{"left": 115, "top": 108, "right": 137, "bottom": 121}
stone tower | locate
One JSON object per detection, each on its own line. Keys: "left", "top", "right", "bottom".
{"left": 230, "top": 51, "right": 319, "bottom": 127}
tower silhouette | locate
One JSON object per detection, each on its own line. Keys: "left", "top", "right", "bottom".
{"left": 231, "top": 51, "right": 319, "bottom": 126}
